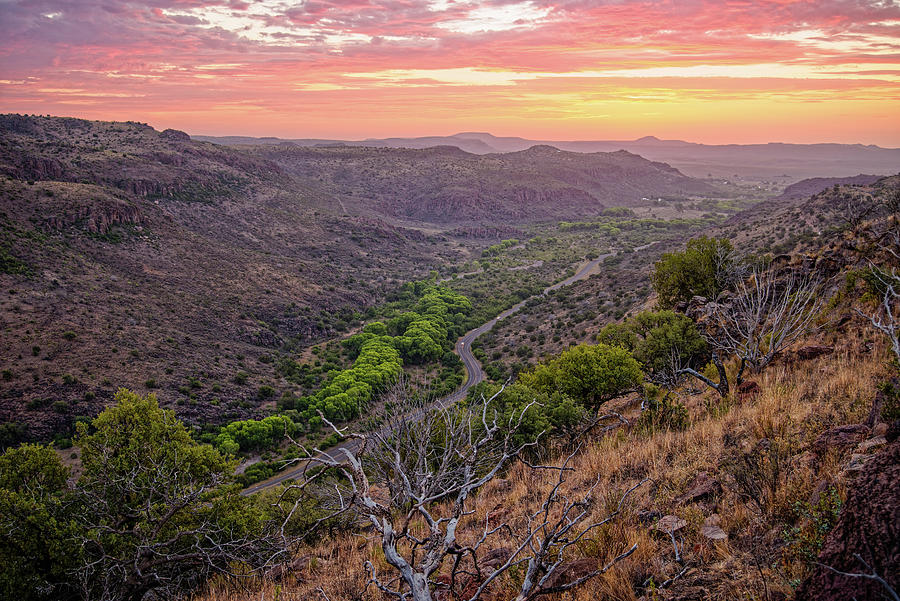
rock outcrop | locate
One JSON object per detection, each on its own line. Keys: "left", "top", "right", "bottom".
{"left": 795, "top": 441, "right": 899, "bottom": 601}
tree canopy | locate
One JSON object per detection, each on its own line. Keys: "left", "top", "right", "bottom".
{"left": 519, "top": 343, "right": 643, "bottom": 409}
{"left": 651, "top": 235, "right": 734, "bottom": 308}
{"left": 597, "top": 310, "right": 709, "bottom": 381}
{"left": 0, "top": 390, "right": 281, "bottom": 601}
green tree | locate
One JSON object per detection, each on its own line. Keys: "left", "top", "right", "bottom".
{"left": 520, "top": 343, "right": 643, "bottom": 410}
{"left": 598, "top": 310, "right": 708, "bottom": 382}
{"left": 0, "top": 444, "right": 76, "bottom": 600}
{"left": 651, "top": 236, "right": 734, "bottom": 308}
{"left": 71, "top": 389, "right": 278, "bottom": 600}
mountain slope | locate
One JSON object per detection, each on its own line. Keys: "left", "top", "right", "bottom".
{"left": 249, "top": 144, "right": 721, "bottom": 224}
{"left": 198, "top": 131, "right": 900, "bottom": 180}
{"left": 0, "top": 116, "right": 466, "bottom": 439}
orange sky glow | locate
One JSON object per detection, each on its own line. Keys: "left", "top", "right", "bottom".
{"left": 1, "top": 0, "right": 899, "bottom": 145}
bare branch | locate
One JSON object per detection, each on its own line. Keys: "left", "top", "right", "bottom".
{"left": 815, "top": 554, "right": 899, "bottom": 601}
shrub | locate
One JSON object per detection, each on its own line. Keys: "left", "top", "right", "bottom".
{"left": 61, "top": 331, "right": 77, "bottom": 341}
{"left": 635, "top": 388, "right": 689, "bottom": 434}
{"left": 651, "top": 236, "right": 734, "bottom": 308}
{"left": 0, "top": 422, "right": 26, "bottom": 450}
{"left": 781, "top": 485, "right": 843, "bottom": 583}
{"left": 233, "top": 371, "right": 249, "bottom": 385}
{"left": 519, "top": 343, "right": 643, "bottom": 410}
{"left": 598, "top": 310, "right": 708, "bottom": 382}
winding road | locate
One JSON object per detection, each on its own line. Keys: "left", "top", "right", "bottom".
{"left": 241, "top": 253, "right": 613, "bottom": 495}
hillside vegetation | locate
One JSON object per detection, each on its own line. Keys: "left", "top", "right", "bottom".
{"left": 0, "top": 115, "right": 751, "bottom": 444}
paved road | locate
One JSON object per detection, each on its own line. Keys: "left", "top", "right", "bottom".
{"left": 241, "top": 253, "right": 613, "bottom": 495}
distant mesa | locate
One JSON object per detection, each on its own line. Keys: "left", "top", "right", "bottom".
{"left": 190, "top": 130, "right": 900, "bottom": 180}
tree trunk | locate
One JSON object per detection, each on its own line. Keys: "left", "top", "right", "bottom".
{"left": 712, "top": 352, "right": 729, "bottom": 397}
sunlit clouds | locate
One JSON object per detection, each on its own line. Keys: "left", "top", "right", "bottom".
{"left": 1, "top": 0, "right": 899, "bottom": 143}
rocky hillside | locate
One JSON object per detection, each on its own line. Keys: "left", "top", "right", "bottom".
{"left": 250, "top": 144, "right": 722, "bottom": 224}
{"left": 199, "top": 186, "right": 900, "bottom": 601}
{"left": 775, "top": 174, "right": 883, "bottom": 201}
{"left": 0, "top": 116, "right": 468, "bottom": 440}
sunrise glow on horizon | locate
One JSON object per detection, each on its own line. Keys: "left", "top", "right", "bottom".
{"left": 1, "top": 0, "right": 899, "bottom": 145}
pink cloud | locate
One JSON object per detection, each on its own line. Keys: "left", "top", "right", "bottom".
{"left": 0, "top": 0, "right": 898, "bottom": 143}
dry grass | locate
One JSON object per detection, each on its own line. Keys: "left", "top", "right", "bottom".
{"left": 198, "top": 324, "right": 892, "bottom": 601}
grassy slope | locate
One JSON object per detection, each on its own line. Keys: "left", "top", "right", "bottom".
{"left": 197, "top": 320, "right": 893, "bottom": 601}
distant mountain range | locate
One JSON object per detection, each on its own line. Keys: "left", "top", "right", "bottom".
{"left": 194, "top": 132, "right": 900, "bottom": 181}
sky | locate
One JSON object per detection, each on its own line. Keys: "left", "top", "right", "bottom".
{"left": 1, "top": 0, "right": 899, "bottom": 145}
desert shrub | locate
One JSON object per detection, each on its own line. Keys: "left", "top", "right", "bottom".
{"left": 651, "top": 235, "right": 734, "bottom": 308}
{"left": 218, "top": 415, "right": 296, "bottom": 453}
{"left": 598, "top": 310, "right": 708, "bottom": 381}
{"left": 233, "top": 371, "right": 248, "bottom": 385}
{"left": 782, "top": 485, "right": 843, "bottom": 567}
{"left": 0, "top": 422, "right": 26, "bottom": 450}
{"left": 635, "top": 387, "right": 689, "bottom": 434}
{"left": 467, "top": 381, "right": 586, "bottom": 450}
{"left": 519, "top": 343, "right": 642, "bottom": 410}
{"left": 235, "top": 461, "right": 280, "bottom": 487}
{"left": 721, "top": 437, "right": 793, "bottom": 517}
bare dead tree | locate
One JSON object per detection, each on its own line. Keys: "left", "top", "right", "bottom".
{"left": 281, "top": 384, "right": 641, "bottom": 601}
{"left": 882, "top": 185, "right": 900, "bottom": 218}
{"left": 855, "top": 266, "right": 900, "bottom": 367}
{"left": 681, "top": 267, "right": 821, "bottom": 396}
{"left": 493, "top": 469, "right": 645, "bottom": 601}
{"left": 714, "top": 244, "right": 752, "bottom": 296}
{"left": 837, "top": 191, "right": 878, "bottom": 228}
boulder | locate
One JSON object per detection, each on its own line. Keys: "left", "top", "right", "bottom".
{"left": 701, "top": 524, "right": 728, "bottom": 541}
{"left": 812, "top": 424, "right": 870, "bottom": 455}
{"left": 795, "top": 345, "right": 834, "bottom": 361}
{"left": 795, "top": 441, "right": 899, "bottom": 600}
{"left": 843, "top": 453, "right": 871, "bottom": 474}
{"left": 541, "top": 558, "right": 598, "bottom": 590}
{"left": 674, "top": 471, "right": 721, "bottom": 505}
{"left": 856, "top": 436, "right": 887, "bottom": 454}
{"left": 654, "top": 515, "right": 687, "bottom": 535}
{"left": 479, "top": 546, "right": 513, "bottom": 571}
{"left": 265, "top": 554, "right": 312, "bottom": 582}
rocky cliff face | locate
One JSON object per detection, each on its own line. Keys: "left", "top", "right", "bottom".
{"left": 41, "top": 193, "right": 146, "bottom": 235}
{"left": 795, "top": 439, "right": 899, "bottom": 601}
